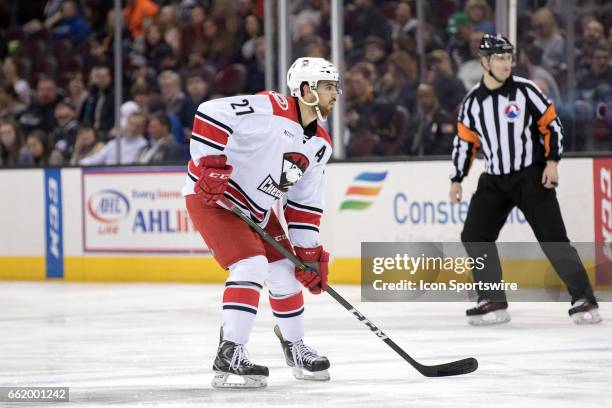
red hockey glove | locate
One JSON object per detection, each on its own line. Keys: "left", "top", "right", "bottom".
{"left": 194, "top": 155, "right": 233, "bottom": 204}
{"left": 294, "top": 246, "right": 329, "bottom": 295}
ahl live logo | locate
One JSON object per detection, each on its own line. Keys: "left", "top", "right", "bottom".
{"left": 339, "top": 171, "right": 388, "bottom": 211}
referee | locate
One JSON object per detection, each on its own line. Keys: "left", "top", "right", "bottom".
{"left": 448, "top": 34, "right": 601, "bottom": 326}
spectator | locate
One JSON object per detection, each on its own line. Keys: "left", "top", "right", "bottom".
{"left": 0, "top": 120, "right": 28, "bottom": 167}
{"left": 519, "top": 45, "right": 562, "bottom": 105}
{"left": 370, "top": 103, "right": 411, "bottom": 156}
{"left": 362, "top": 36, "right": 388, "bottom": 77}
{"left": 427, "top": 49, "right": 466, "bottom": 114}
{"left": 19, "top": 76, "right": 63, "bottom": 135}
{"left": 576, "top": 18, "right": 605, "bottom": 76}
{"left": 46, "top": 0, "right": 91, "bottom": 43}
{"left": 129, "top": 81, "right": 151, "bottom": 113}
{"left": 390, "top": 1, "right": 418, "bottom": 40}
{"left": 124, "top": 0, "right": 159, "bottom": 39}
{"left": 345, "top": 65, "right": 375, "bottom": 134}
{"left": 2, "top": 57, "right": 31, "bottom": 106}
{"left": 79, "top": 64, "right": 115, "bottom": 137}
{"left": 66, "top": 73, "right": 89, "bottom": 118}
{"left": 577, "top": 42, "right": 612, "bottom": 96}
{"left": 142, "top": 23, "right": 167, "bottom": 71}
{"left": 80, "top": 111, "right": 148, "bottom": 165}
{"left": 69, "top": 126, "right": 104, "bottom": 165}
{"left": 345, "top": 0, "right": 392, "bottom": 51}
{"left": 0, "top": 80, "right": 27, "bottom": 121}
{"left": 245, "top": 37, "right": 266, "bottom": 94}
{"left": 138, "top": 111, "right": 183, "bottom": 164}
{"left": 408, "top": 83, "right": 455, "bottom": 156}
{"left": 200, "top": 17, "right": 238, "bottom": 70}
{"left": 158, "top": 70, "right": 189, "bottom": 116}
{"left": 49, "top": 99, "right": 79, "bottom": 164}
{"left": 375, "top": 51, "right": 418, "bottom": 112}
{"left": 446, "top": 12, "right": 474, "bottom": 71}
{"left": 179, "top": 70, "right": 212, "bottom": 132}
{"left": 531, "top": 7, "right": 566, "bottom": 75}
{"left": 465, "top": 0, "right": 494, "bottom": 35}
{"left": 180, "top": 4, "right": 207, "bottom": 62}
{"left": 240, "top": 14, "right": 263, "bottom": 61}
{"left": 457, "top": 31, "right": 485, "bottom": 90}
{"left": 22, "top": 129, "right": 51, "bottom": 167}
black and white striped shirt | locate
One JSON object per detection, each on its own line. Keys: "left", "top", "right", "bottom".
{"left": 450, "top": 75, "right": 563, "bottom": 182}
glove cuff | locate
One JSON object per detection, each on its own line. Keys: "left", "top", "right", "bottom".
{"left": 294, "top": 246, "right": 324, "bottom": 261}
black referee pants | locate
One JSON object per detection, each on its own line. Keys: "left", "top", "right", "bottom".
{"left": 461, "top": 164, "right": 596, "bottom": 303}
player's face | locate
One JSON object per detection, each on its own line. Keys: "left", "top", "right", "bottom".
{"left": 487, "top": 53, "right": 512, "bottom": 81}
{"left": 316, "top": 80, "right": 339, "bottom": 117}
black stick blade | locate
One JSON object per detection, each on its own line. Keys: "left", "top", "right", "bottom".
{"left": 420, "top": 357, "right": 478, "bottom": 377}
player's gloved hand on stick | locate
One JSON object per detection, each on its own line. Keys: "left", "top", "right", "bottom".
{"left": 195, "top": 155, "right": 233, "bottom": 205}
{"left": 294, "top": 246, "right": 329, "bottom": 295}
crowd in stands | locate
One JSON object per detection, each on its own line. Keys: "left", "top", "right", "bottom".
{"left": 0, "top": 0, "right": 610, "bottom": 167}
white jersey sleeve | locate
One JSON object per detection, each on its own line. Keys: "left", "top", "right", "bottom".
{"left": 284, "top": 136, "right": 332, "bottom": 248}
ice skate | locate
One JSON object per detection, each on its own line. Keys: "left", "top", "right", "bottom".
{"left": 211, "top": 338, "right": 269, "bottom": 389}
{"left": 466, "top": 300, "right": 511, "bottom": 326}
{"left": 569, "top": 299, "right": 602, "bottom": 325}
{"left": 274, "top": 325, "right": 330, "bottom": 381}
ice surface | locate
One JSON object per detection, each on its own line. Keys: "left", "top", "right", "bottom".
{"left": 0, "top": 282, "right": 610, "bottom": 407}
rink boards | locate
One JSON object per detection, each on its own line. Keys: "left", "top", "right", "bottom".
{"left": 0, "top": 158, "right": 610, "bottom": 288}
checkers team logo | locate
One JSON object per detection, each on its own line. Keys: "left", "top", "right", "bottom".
{"left": 340, "top": 171, "right": 388, "bottom": 211}
{"left": 504, "top": 102, "right": 521, "bottom": 120}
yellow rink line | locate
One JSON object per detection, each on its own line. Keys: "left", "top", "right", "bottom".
{"left": 0, "top": 257, "right": 610, "bottom": 290}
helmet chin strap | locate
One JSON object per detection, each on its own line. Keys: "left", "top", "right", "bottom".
{"left": 297, "top": 89, "right": 328, "bottom": 122}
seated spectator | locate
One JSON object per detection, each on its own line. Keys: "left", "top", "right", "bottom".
{"left": 457, "top": 31, "right": 485, "bottom": 90}
{"left": 362, "top": 36, "right": 389, "bottom": 77}
{"left": 80, "top": 111, "right": 148, "bottom": 165}
{"left": 2, "top": 57, "right": 31, "bottom": 106}
{"left": 69, "top": 127, "right": 104, "bottom": 165}
{"left": 48, "top": 99, "right": 79, "bottom": 165}
{"left": 390, "top": 1, "right": 418, "bottom": 40}
{"left": 465, "top": 0, "right": 494, "bottom": 35}
{"left": 344, "top": 65, "right": 375, "bottom": 134}
{"left": 79, "top": 64, "right": 115, "bottom": 138}
{"left": 519, "top": 45, "right": 562, "bottom": 105}
{"left": 408, "top": 84, "right": 455, "bottom": 156}
{"left": 124, "top": 0, "right": 159, "bottom": 39}
{"left": 138, "top": 111, "right": 183, "bottom": 164}
{"left": 0, "top": 120, "right": 28, "bottom": 167}
{"left": 531, "top": 7, "right": 566, "bottom": 76}
{"left": 446, "top": 12, "right": 474, "bottom": 71}
{"left": 577, "top": 42, "right": 612, "bottom": 96}
{"left": 19, "top": 76, "right": 63, "bottom": 135}
{"left": 179, "top": 69, "right": 212, "bottom": 134}
{"left": 427, "top": 49, "right": 466, "bottom": 114}
{"left": 66, "top": 73, "right": 89, "bottom": 118}
{"left": 576, "top": 18, "right": 606, "bottom": 76}
{"left": 0, "top": 80, "right": 27, "bottom": 121}
{"left": 345, "top": 0, "right": 392, "bottom": 51}
{"left": 158, "top": 70, "right": 189, "bottom": 116}
{"left": 245, "top": 37, "right": 266, "bottom": 94}
{"left": 180, "top": 4, "right": 207, "bottom": 62}
{"left": 375, "top": 51, "right": 418, "bottom": 112}
{"left": 46, "top": 0, "right": 91, "bottom": 43}
{"left": 370, "top": 103, "right": 411, "bottom": 156}
{"left": 22, "top": 129, "right": 51, "bottom": 167}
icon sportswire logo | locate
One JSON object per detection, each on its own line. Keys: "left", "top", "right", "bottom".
{"left": 339, "top": 171, "right": 388, "bottom": 211}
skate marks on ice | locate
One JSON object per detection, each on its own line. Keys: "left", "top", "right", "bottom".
{"left": 0, "top": 282, "right": 610, "bottom": 408}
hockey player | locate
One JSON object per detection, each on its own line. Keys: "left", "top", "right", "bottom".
{"left": 183, "top": 57, "right": 340, "bottom": 388}
{"left": 449, "top": 34, "right": 602, "bottom": 326}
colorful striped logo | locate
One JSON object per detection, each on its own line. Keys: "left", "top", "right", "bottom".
{"left": 340, "top": 171, "right": 388, "bottom": 211}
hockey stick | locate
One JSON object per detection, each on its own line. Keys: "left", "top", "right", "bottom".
{"left": 224, "top": 201, "right": 478, "bottom": 377}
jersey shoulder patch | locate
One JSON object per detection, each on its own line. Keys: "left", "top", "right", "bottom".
{"left": 315, "top": 125, "right": 333, "bottom": 147}
{"left": 258, "top": 91, "right": 298, "bottom": 123}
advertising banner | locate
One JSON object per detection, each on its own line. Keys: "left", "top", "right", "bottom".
{"left": 593, "top": 158, "right": 612, "bottom": 285}
{"left": 82, "top": 167, "right": 208, "bottom": 253}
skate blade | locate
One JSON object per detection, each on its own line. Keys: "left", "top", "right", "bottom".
{"left": 292, "top": 367, "right": 330, "bottom": 381}
{"left": 571, "top": 309, "right": 603, "bottom": 325}
{"left": 468, "top": 310, "right": 511, "bottom": 326}
{"left": 211, "top": 371, "right": 268, "bottom": 389}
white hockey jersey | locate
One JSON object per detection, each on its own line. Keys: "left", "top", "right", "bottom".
{"left": 182, "top": 91, "right": 333, "bottom": 248}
